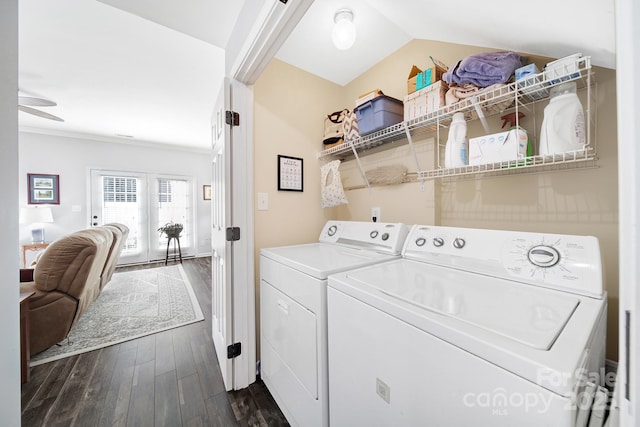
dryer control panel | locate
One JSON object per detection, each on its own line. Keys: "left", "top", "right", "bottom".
{"left": 403, "top": 225, "right": 603, "bottom": 298}
{"left": 319, "top": 221, "right": 409, "bottom": 255}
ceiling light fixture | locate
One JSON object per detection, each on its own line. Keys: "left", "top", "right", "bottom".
{"left": 332, "top": 8, "right": 356, "bottom": 51}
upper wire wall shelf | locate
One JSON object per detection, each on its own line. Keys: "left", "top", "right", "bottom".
{"left": 317, "top": 56, "right": 594, "bottom": 175}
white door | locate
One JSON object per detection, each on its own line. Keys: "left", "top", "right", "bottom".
{"left": 149, "top": 176, "right": 196, "bottom": 261}
{"left": 90, "top": 170, "right": 195, "bottom": 264}
{"left": 90, "top": 170, "right": 148, "bottom": 264}
{"left": 211, "top": 79, "right": 234, "bottom": 389}
{"left": 211, "top": 77, "right": 257, "bottom": 391}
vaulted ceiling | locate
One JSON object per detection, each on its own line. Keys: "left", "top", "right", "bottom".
{"left": 18, "top": 0, "right": 616, "bottom": 151}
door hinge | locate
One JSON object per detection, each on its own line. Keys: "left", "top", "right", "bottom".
{"left": 226, "top": 227, "right": 240, "bottom": 241}
{"left": 625, "top": 310, "right": 631, "bottom": 400}
{"left": 225, "top": 110, "right": 240, "bottom": 127}
{"left": 227, "top": 342, "right": 242, "bottom": 359}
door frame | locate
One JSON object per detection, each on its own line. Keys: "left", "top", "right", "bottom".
{"left": 616, "top": 0, "right": 639, "bottom": 423}
{"left": 221, "top": 0, "right": 315, "bottom": 389}
{"left": 226, "top": 0, "right": 315, "bottom": 85}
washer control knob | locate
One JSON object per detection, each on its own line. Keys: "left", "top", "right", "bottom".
{"left": 528, "top": 245, "right": 560, "bottom": 268}
{"left": 453, "top": 238, "right": 466, "bottom": 249}
{"left": 416, "top": 237, "right": 426, "bottom": 247}
{"left": 381, "top": 233, "right": 389, "bottom": 241}
{"left": 327, "top": 225, "right": 337, "bottom": 236}
{"left": 370, "top": 230, "right": 379, "bottom": 239}
{"left": 433, "top": 237, "right": 444, "bottom": 247}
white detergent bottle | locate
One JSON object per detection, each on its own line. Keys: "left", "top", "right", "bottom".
{"left": 539, "top": 82, "right": 585, "bottom": 156}
{"left": 444, "top": 112, "right": 468, "bottom": 168}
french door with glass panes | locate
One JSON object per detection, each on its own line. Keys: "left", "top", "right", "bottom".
{"left": 90, "top": 169, "right": 195, "bottom": 264}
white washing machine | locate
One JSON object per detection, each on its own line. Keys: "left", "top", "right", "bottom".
{"left": 328, "top": 225, "right": 607, "bottom": 427}
{"left": 260, "top": 220, "right": 409, "bottom": 427}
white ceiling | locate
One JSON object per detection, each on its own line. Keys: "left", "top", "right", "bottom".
{"left": 18, "top": 0, "right": 616, "bottom": 151}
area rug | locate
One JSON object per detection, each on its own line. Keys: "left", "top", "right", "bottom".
{"left": 30, "top": 264, "right": 204, "bottom": 366}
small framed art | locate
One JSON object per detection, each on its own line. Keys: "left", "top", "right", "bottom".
{"left": 277, "top": 155, "right": 303, "bottom": 192}
{"left": 28, "top": 173, "right": 60, "bottom": 205}
{"left": 203, "top": 185, "right": 212, "bottom": 200}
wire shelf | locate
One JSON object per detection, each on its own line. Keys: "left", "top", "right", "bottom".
{"left": 318, "top": 55, "right": 595, "bottom": 185}
{"left": 317, "top": 122, "right": 409, "bottom": 160}
{"left": 419, "top": 149, "right": 597, "bottom": 180}
{"left": 318, "top": 56, "right": 592, "bottom": 155}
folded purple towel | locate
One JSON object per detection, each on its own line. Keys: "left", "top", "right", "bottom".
{"left": 444, "top": 51, "right": 523, "bottom": 87}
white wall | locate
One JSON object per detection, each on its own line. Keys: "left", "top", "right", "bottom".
{"left": 0, "top": 0, "right": 21, "bottom": 423}
{"left": 18, "top": 132, "right": 212, "bottom": 257}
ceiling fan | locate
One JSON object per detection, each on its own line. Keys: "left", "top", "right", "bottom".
{"left": 18, "top": 94, "right": 64, "bottom": 122}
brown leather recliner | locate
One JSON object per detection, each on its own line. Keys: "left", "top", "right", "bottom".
{"left": 19, "top": 227, "right": 113, "bottom": 355}
{"left": 101, "top": 223, "right": 130, "bottom": 290}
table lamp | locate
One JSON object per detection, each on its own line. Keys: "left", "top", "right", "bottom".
{"left": 20, "top": 207, "right": 54, "bottom": 243}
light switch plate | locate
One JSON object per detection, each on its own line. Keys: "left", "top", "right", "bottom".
{"left": 376, "top": 378, "right": 391, "bottom": 404}
{"left": 258, "top": 192, "right": 269, "bottom": 211}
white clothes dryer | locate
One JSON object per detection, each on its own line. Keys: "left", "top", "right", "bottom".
{"left": 260, "top": 220, "right": 409, "bottom": 427}
{"left": 327, "top": 225, "right": 607, "bottom": 427}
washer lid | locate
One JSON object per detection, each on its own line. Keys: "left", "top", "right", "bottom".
{"left": 346, "top": 261, "right": 580, "bottom": 350}
{"left": 261, "top": 243, "right": 399, "bottom": 279}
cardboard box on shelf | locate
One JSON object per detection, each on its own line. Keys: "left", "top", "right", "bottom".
{"left": 407, "top": 64, "right": 445, "bottom": 94}
{"left": 468, "top": 128, "right": 528, "bottom": 166}
{"left": 403, "top": 81, "right": 448, "bottom": 121}
{"left": 355, "top": 89, "right": 384, "bottom": 109}
{"left": 407, "top": 65, "right": 421, "bottom": 93}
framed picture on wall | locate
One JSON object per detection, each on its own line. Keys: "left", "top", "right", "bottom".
{"left": 203, "top": 185, "right": 212, "bottom": 200}
{"left": 278, "top": 155, "right": 303, "bottom": 192}
{"left": 28, "top": 173, "right": 60, "bottom": 205}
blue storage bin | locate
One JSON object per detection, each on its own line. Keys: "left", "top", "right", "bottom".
{"left": 355, "top": 95, "right": 404, "bottom": 136}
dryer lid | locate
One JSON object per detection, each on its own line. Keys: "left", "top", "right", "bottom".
{"left": 261, "top": 243, "right": 399, "bottom": 279}
{"left": 346, "top": 261, "right": 580, "bottom": 350}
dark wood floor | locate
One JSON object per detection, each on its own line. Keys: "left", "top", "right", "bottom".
{"left": 21, "top": 257, "right": 289, "bottom": 427}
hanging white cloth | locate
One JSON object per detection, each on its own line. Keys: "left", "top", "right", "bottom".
{"left": 320, "top": 160, "right": 348, "bottom": 208}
